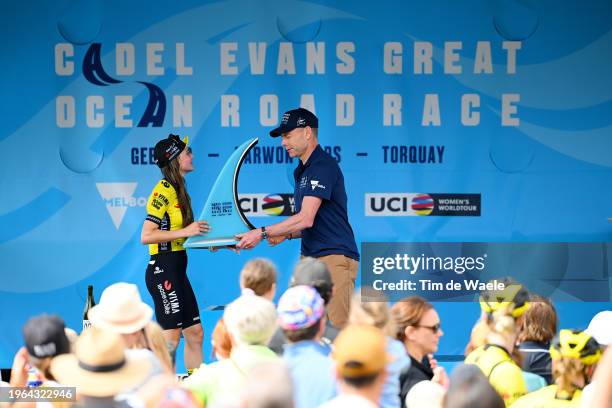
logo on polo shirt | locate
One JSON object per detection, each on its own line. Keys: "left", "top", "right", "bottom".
{"left": 310, "top": 180, "right": 326, "bottom": 190}
{"left": 299, "top": 176, "right": 309, "bottom": 189}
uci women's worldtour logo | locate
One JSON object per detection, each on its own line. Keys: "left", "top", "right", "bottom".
{"left": 366, "top": 193, "right": 481, "bottom": 216}
{"left": 54, "top": 42, "right": 193, "bottom": 128}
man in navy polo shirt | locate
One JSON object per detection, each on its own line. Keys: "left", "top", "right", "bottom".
{"left": 236, "top": 107, "right": 359, "bottom": 327}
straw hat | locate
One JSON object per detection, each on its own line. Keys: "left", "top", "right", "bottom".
{"left": 50, "top": 327, "right": 151, "bottom": 397}
{"left": 88, "top": 282, "right": 153, "bottom": 334}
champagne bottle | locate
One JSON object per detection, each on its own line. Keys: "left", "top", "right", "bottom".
{"left": 82, "top": 285, "right": 96, "bottom": 331}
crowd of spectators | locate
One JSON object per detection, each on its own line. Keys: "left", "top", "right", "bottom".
{"left": 2, "top": 258, "right": 610, "bottom": 408}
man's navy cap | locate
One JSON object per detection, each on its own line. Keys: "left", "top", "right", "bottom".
{"left": 269, "top": 108, "right": 318, "bottom": 137}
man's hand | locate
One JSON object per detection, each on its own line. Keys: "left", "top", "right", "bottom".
{"left": 235, "top": 228, "right": 263, "bottom": 250}
{"left": 267, "top": 235, "right": 287, "bottom": 247}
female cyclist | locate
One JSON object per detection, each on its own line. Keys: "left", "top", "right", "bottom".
{"left": 141, "top": 134, "right": 209, "bottom": 373}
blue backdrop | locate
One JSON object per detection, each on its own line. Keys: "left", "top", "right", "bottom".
{"left": 1, "top": 0, "right": 611, "bottom": 371}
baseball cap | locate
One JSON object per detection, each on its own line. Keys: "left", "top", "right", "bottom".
{"left": 269, "top": 108, "right": 318, "bottom": 137}
{"left": 153, "top": 134, "right": 189, "bottom": 168}
{"left": 290, "top": 257, "right": 333, "bottom": 295}
{"left": 23, "top": 314, "right": 71, "bottom": 359}
{"left": 277, "top": 285, "right": 325, "bottom": 330}
{"left": 332, "top": 324, "right": 392, "bottom": 379}
{"left": 585, "top": 310, "right": 612, "bottom": 346}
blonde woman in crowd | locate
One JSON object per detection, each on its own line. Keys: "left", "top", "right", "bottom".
{"left": 511, "top": 329, "right": 602, "bottom": 407}
{"left": 464, "top": 282, "right": 530, "bottom": 406}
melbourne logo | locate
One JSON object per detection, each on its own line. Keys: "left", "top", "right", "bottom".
{"left": 96, "top": 182, "right": 147, "bottom": 229}
{"left": 238, "top": 194, "right": 295, "bottom": 217}
{"left": 365, "top": 193, "right": 481, "bottom": 216}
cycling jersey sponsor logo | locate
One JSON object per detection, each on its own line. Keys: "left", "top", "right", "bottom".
{"left": 153, "top": 192, "right": 170, "bottom": 205}
{"left": 96, "top": 182, "right": 147, "bottom": 229}
{"left": 153, "top": 266, "right": 164, "bottom": 274}
{"left": 365, "top": 193, "right": 481, "bottom": 216}
{"left": 157, "top": 282, "right": 180, "bottom": 315}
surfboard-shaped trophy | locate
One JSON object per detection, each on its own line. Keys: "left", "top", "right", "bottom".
{"left": 184, "top": 138, "right": 258, "bottom": 248}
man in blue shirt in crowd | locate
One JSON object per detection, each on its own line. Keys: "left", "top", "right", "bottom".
{"left": 236, "top": 107, "right": 359, "bottom": 327}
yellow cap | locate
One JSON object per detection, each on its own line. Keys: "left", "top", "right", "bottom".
{"left": 332, "top": 324, "right": 392, "bottom": 378}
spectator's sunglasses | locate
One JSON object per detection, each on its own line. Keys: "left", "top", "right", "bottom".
{"left": 414, "top": 323, "right": 442, "bottom": 333}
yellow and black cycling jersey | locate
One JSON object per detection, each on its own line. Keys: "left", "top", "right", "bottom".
{"left": 465, "top": 344, "right": 527, "bottom": 406}
{"left": 510, "top": 385, "right": 582, "bottom": 408}
{"left": 145, "top": 179, "right": 185, "bottom": 255}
